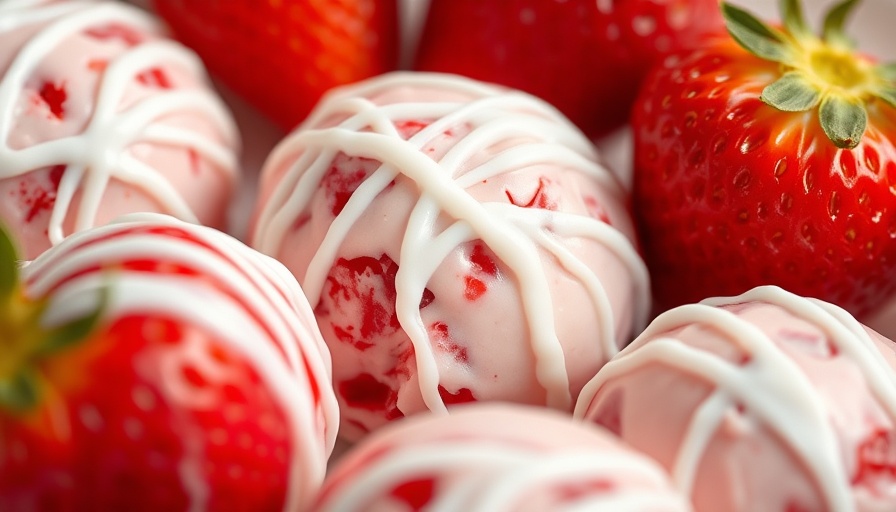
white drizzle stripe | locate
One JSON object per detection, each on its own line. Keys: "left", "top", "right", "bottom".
{"left": 253, "top": 74, "right": 649, "bottom": 415}
{"left": 575, "top": 286, "right": 896, "bottom": 511}
{"left": 0, "top": 1, "right": 237, "bottom": 245}
{"left": 318, "top": 443, "right": 689, "bottom": 512}
{"left": 23, "top": 213, "right": 338, "bottom": 512}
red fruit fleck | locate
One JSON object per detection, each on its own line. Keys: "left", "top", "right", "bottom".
{"left": 87, "top": 59, "right": 108, "bottom": 72}
{"left": 39, "top": 81, "right": 67, "bottom": 120}
{"left": 469, "top": 243, "right": 497, "bottom": 276}
{"left": 584, "top": 196, "right": 611, "bottom": 224}
{"left": 437, "top": 385, "right": 475, "bottom": 405}
{"left": 555, "top": 479, "right": 615, "bottom": 502}
{"left": 136, "top": 68, "right": 173, "bottom": 89}
{"left": 463, "top": 275, "right": 487, "bottom": 301}
{"left": 321, "top": 157, "right": 377, "bottom": 216}
{"left": 854, "top": 429, "right": 896, "bottom": 484}
{"left": 329, "top": 255, "right": 401, "bottom": 341}
{"left": 394, "top": 119, "right": 430, "bottom": 139}
{"left": 24, "top": 165, "right": 65, "bottom": 223}
{"left": 506, "top": 177, "right": 557, "bottom": 210}
{"left": 785, "top": 501, "right": 813, "bottom": 512}
{"left": 390, "top": 477, "right": 436, "bottom": 511}
{"left": 430, "top": 322, "right": 469, "bottom": 363}
{"left": 338, "top": 373, "right": 403, "bottom": 420}
{"left": 324, "top": 254, "right": 435, "bottom": 349}
{"left": 84, "top": 23, "right": 144, "bottom": 46}
{"left": 188, "top": 149, "right": 201, "bottom": 175}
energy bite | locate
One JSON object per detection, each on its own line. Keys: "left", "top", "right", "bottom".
{"left": 251, "top": 72, "right": 649, "bottom": 441}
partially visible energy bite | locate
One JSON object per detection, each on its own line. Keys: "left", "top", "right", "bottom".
{"left": 0, "top": 0, "right": 239, "bottom": 259}
{"left": 313, "top": 403, "right": 691, "bottom": 511}
{"left": 575, "top": 286, "right": 896, "bottom": 512}
{"left": 251, "top": 72, "right": 650, "bottom": 440}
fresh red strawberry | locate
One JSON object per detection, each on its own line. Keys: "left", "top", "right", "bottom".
{"left": 413, "top": 0, "right": 724, "bottom": 138}
{"left": 632, "top": 0, "right": 896, "bottom": 316}
{"left": 152, "top": 0, "right": 400, "bottom": 131}
{"left": 0, "top": 214, "right": 338, "bottom": 510}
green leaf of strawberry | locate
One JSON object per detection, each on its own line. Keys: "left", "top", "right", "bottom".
{"left": 722, "top": 0, "right": 896, "bottom": 149}
{"left": 0, "top": 223, "right": 105, "bottom": 413}
{"left": 632, "top": 0, "right": 896, "bottom": 317}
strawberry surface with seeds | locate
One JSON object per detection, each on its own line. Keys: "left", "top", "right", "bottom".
{"left": 152, "top": 0, "right": 401, "bottom": 131}
{"left": 632, "top": 0, "right": 896, "bottom": 316}
{"left": 413, "top": 0, "right": 724, "bottom": 138}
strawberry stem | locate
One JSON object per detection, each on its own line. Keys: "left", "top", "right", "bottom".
{"left": 721, "top": 0, "right": 895, "bottom": 149}
{"left": 0, "top": 225, "right": 107, "bottom": 413}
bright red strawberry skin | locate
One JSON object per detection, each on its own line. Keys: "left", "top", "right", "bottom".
{"left": 632, "top": 35, "right": 896, "bottom": 316}
{"left": 0, "top": 216, "right": 338, "bottom": 510}
{"left": 152, "top": 0, "right": 400, "bottom": 131}
{"left": 0, "top": 315, "right": 292, "bottom": 511}
{"left": 413, "top": 0, "right": 723, "bottom": 139}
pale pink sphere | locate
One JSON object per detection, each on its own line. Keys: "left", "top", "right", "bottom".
{"left": 313, "top": 404, "right": 690, "bottom": 511}
{"left": 251, "top": 72, "right": 650, "bottom": 441}
{"left": 0, "top": 0, "right": 239, "bottom": 259}
{"left": 576, "top": 286, "right": 896, "bottom": 512}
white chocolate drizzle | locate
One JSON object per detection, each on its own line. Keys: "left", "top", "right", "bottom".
{"left": 252, "top": 72, "right": 650, "bottom": 414}
{"left": 0, "top": 0, "right": 238, "bottom": 244}
{"left": 23, "top": 212, "right": 339, "bottom": 512}
{"left": 574, "top": 285, "right": 896, "bottom": 511}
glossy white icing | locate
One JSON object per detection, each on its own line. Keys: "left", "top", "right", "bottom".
{"left": 0, "top": 0, "right": 237, "bottom": 252}
{"left": 23, "top": 212, "right": 338, "bottom": 512}
{"left": 252, "top": 72, "right": 650, "bottom": 430}
{"left": 575, "top": 285, "right": 896, "bottom": 511}
{"left": 315, "top": 404, "right": 691, "bottom": 511}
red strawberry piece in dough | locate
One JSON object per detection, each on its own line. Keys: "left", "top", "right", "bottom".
{"left": 413, "top": 0, "right": 724, "bottom": 139}
{"left": 152, "top": 0, "right": 401, "bottom": 131}
{"left": 632, "top": 0, "right": 896, "bottom": 317}
{"left": 0, "top": 214, "right": 338, "bottom": 510}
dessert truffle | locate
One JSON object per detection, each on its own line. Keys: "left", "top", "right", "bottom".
{"left": 575, "top": 286, "right": 896, "bottom": 512}
{"left": 3, "top": 213, "right": 338, "bottom": 510}
{"left": 0, "top": 0, "right": 239, "bottom": 258}
{"left": 251, "top": 72, "right": 649, "bottom": 440}
{"left": 314, "top": 404, "right": 690, "bottom": 511}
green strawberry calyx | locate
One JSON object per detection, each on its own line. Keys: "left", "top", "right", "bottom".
{"left": 722, "top": 0, "right": 896, "bottom": 149}
{"left": 0, "top": 227, "right": 105, "bottom": 414}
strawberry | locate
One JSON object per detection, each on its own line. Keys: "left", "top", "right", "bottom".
{"left": 631, "top": 0, "right": 896, "bottom": 316}
{"left": 413, "top": 0, "right": 724, "bottom": 139}
{"left": 151, "top": 0, "right": 401, "bottom": 131}
{"left": 0, "top": 214, "right": 338, "bottom": 510}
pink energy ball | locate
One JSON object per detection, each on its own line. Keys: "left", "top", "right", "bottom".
{"left": 313, "top": 404, "right": 691, "bottom": 511}
{"left": 0, "top": 0, "right": 239, "bottom": 259}
{"left": 575, "top": 286, "right": 896, "bottom": 512}
{"left": 251, "top": 72, "right": 650, "bottom": 441}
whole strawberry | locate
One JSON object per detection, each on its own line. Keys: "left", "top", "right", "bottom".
{"left": 632, "top": 0, "right": 896, "bottom": 316}
{"left": 152, "top": 0, "right": 400, "bottom": 130}
{"left": 0, "top": 214, "right": 338, "bottom": 510}
{"left": 413, "top": 0, "right": 724, "bottom": 139}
